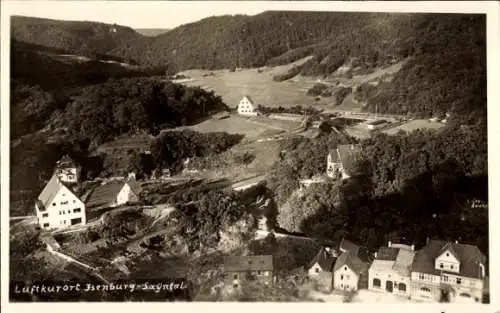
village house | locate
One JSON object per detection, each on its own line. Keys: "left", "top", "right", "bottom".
{"left": 333, "top": 250, "right": 368, "bottom": 292}
{"left": 326, "top": 144, "right": 362, "bottom": 179}
{"left": 237, "top": 96, "right": 258, "bottom": 116}
{"left": 54, "top": 154, "right": 80, "bottom": 184}
{"left": 85, "top": 177, "right": 142, "bottom": 208}
{"left": 35, "top": 174, "right": 86, "bottom": 230}
{"left": 410, "top": 239, "right": 487, "bottom": 303}
{"left": 368, "top": 241, "right": 416, "bottom": 299}
{"left": 307, "top": 247, "right": 336, "bottom": 292}
{"left": 223, "top": 255, "right": 274, "bottom": 288}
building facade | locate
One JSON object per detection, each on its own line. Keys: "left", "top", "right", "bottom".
{"left": 333, "top": 250, "right": 368, "bottom": 292}
{"left": 86, "top": 179, "right": 141, "bottom": 208}
{"left": 223, "top": 255, "right": 274, "bottom": 288}
{"left": 237, "top": 96, "right": 258, "bottom": 116}
{"left": 410, "top": 239, "right": 487, "bottom": 303}
{"left": 35, "top": 174, "right": 86, "bottom": 230}
{"left": 368, "top": 242, "right": 415, "bottom": 299}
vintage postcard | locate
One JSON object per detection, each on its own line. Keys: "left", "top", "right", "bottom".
{"left": 1, "top": 1, "right": 498, "bottom": 312}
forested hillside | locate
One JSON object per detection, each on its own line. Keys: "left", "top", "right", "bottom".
{"left": 11, "top": 12, "right": 486, "bottom": 121}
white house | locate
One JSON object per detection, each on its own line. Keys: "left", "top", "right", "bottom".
{"left": 327, "top": 144, "right": 361, "bottom": 179}
{"left": 307, "top": 247, "right": 336, "bottom": 292}
{"left": 35, "top": 174, "right": 86, "bottom": 230}
{"left": 333, "top": 250, "right": 368, "bottom": 292}
{"left": 86, "top": 178, "right": 141, "bottom": 208}
{"left": 237, "top": 96, "right": 258, "bottom": 116}
{"left": 54, "top": 154, "right": 80, "bottom": 184}
{"left": 368, "top": 241, "right": 416, "bottom": 298}
{"left": 410, "top": 239, "right": 487, "bottom": 303}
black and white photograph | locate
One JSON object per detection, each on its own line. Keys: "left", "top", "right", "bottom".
{"left": 1, "top": 0, "right": 498, "bottom": 308}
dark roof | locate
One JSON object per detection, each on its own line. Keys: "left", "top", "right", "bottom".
{"left": 224, "top": 255, "right": 273, "bottom": 272}
{"left": 376, "top": 247, "right": 400, "bottom": 261}
{"left": 334, "top": 251, "right": 367, "bottom": 274}
{"left": 56, "top": 154, "right": 78, "bottom": 168}
{"left": 411, "top": 240, "right": 487, "bottom": 279}
{"left": 329, "top": 144, "right": 361, "bottom": 163}
{"left": 85, "top": 180, "right": 126, "bottom": 207}
{"left": 339, "top": 238, "right": 360, "bottom": 255}
{"left": 368, "top": 119, "right": 387, "bottom": 126}
{"left": 308, "top": 247, "right": 336, "bottom": 272}
{"left": 242, "top": 95, "right": 254, "bottom": 104}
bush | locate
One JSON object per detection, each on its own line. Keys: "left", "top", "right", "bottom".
{"left": 307, "top": 83, "right": 329, "bottom": 96}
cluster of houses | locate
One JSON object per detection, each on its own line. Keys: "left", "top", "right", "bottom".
{"left": 223, "top": 237, "right": 487, "bottom": 303}
{"left": 35, "top": 155, "right": 142, "bottom": 230}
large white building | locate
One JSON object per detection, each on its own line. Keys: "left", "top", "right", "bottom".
{"left": 237, "top": 96, "right": 258, "bottom": 116}
{"left": 368, "top": 241, "right": 416, "bottom": 298}
{"left": 410, "top": 239, "right": 487, "bottom": 303}
{"left": 35, "top": 174, "right": 86, "bottom": 230}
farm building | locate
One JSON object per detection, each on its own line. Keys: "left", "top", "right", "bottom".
{"left": 237, "top": 96, "right": 258, "bottom": 116}
{"left": 367, "top": 119, "right": 389, "bottom": 130}
{"left": 35, "top": 174, "right": 86, "bottom": 230}
{"left": 223, "top": 255, "right": 274, "bottom": 288}
{"left": 85, "top": 178, "right": 142, "bottom": 208}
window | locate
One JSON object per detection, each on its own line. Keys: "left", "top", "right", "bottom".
{"left": 43, "top": 223, "right": 49, "bottom": 228}
{"left": 373, "top": 278, "right": 381, "bottom": 288}
{"left": 233, "top": 284, "right": 238, "bottom": 289}
{"left": 73, "top": 200, "right": 76, "bottom": 203}
{"left": 446, "top": 253, "right": 450, "bottom": 257}
{"left": 443, "top": 275, "right": 449, "bottom": 282}
{"left": 440, "top": 263, "right": 444, "bottom": 269}
{"left": 340, "top": 284, "right": 343, "bottom": 288}
{"left": 61, "top": 201, "right": 68, "bottom": 205}
{"left": 63, "top": 220, "right": 66, "bottom": 224}
{"left": 419, "top": 274, "right": 425, "bottom": 280}
{"left": 459, "top": 293, "right": 471, "bottom": 298}
{"left": 42, "top": 213, "right": 48, "bottom": 218}
{"left": 59, "top": 211, "right": 62, "bottom": 215}
{"left": 315, "top": 268, "right": 320, "bottom": 273}
{"left": 457, "top": 278, "right": 461, "bottom": 285}
{"left": 450, "top": 265, "right": 454, "bottom": 270}
{"left": 340, "top": 275, "right": 344, "bottom": 280}
{"left": 233, "top": 274, "right": 238, "bottom": 279}
{"left": 52, "top": 203, "right": 56, "bottom": 206}
{"left": 399, "top": 283, "right": 407, "bottom": 292}
{"left": 74, "top": 208, "right": 81, "bottom": 213}
{"left": 421, "top": 287, "right": 431, "bottom": 292}
{"left": 344, "top": 266, "right": 347, "bottom": 271}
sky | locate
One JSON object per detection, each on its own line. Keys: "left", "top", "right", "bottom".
{"left": 3, "top": 1, "right": 491, "bottom": 30}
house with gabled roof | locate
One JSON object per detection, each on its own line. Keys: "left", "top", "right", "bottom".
{"left": 333, "top": 250, "right": 368, "bottom": 291}
{"left": 307, "top": 247, "right": 336, "bottom": 292}
{"left": 326, "top": 144, "right": 361, "bottom": 179}
{"left": 410, "top": 239, "right": 487, "bottom": 303}
{"left": 368, "top": 241, "right": 416, "bottom": 298}
{"left": 35, "top": 174, "right": 86, "bottom": 230}
{"left": 85, "top": 177, "right": 142, "bottom": 209}
{"left": 223, "top": 255, "right": 274, "bottom": 288}
{"left": 237, "top": 95, "right": 258, "bottom": 116}
{"left": 54, "top": 154, "right": 80, "bottom": 184}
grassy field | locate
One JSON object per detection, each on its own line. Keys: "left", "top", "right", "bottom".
{"left": 179, "top": 58, "right": 406, "bottom": 111}
{"left": 382, "top": 119, "right": 445, "bottom": 135}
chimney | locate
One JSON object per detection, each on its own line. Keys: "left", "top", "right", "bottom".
{"left": 426, "top": 237, "right": 430, "bottom": 245}
{"left": 374, "top": 252, "right": 378, "bottom": 259}
{"left": 388, "top": 241, "right": 392, "bottom": 248}
{"left": 411, "top": 244, "right": 415, "bottom": 251}
{"left": 455, "top": 240, "right": 459, "bottom": 244}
